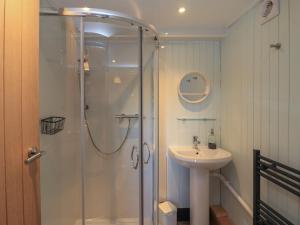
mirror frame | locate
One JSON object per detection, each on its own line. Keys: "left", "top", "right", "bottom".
{"left": 178, "top": 72, "right": 211, "bottom": 104}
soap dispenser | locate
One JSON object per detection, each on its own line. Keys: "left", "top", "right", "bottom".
{"left": 208, "top": 128, "right": 217, "bottom": 149}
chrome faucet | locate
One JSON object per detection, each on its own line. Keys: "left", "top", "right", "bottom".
{"left": 193, "top": 136, "right": 201, "bottom": 150}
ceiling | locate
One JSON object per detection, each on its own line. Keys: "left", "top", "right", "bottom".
{"left": 43, "top": 0, "right": 258, "bottom": 36}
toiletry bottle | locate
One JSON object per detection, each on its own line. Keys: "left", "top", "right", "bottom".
{"left": 208, "top": 128, "right": 217, "bottom": 149}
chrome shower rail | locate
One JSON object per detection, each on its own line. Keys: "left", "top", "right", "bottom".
{"left": 40, "top": 7, "right": 158, "bottom": 36}
{"left": 114, "top": 114, "right": 139, "bottom": 119}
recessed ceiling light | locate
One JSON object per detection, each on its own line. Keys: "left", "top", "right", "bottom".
{"left": 178, "top": 7, "right": 186, "bottom": 14}
{"left": 164, "top": 32, "right": 169, "bottom": 35}
{"left": 161, "top": 45, "right": 165, "bottom": 49}
{"left": 112, "top": 59, "right": 116, "bottom": 63}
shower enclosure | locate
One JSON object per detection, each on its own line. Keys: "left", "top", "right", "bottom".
{"left": 40, "top": 8, "right": 159, "bottom": 225}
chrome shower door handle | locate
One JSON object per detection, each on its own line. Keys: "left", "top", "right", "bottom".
{"left": 25, "top": 147, "right": 46, "bottom": 164}
{"left": 131, "top": 145, "right": 139, "bottom": 170}
{"left": 143, "top": 142, "right": 151, "bottom": 164}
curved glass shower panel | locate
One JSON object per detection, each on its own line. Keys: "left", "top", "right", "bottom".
{"left": 82, "top": 17, "right": 141, "bottom": 225}
{"left": 40, "top": 15, "right": 82, "bottom": 225}
{"left": 40, "top": 7, "right": 159, "bottom": 225}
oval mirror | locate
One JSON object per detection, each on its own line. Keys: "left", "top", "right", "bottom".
{"left": 178, "top": 72, "right": 210, "bottom": 104}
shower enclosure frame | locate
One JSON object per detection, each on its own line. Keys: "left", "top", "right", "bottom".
{"left": 40, "top": 7, "right": 159, "bottom": 225}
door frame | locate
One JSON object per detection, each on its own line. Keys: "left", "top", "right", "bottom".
{"left": 1, "top": 0, "right": 40, "bottom": 225}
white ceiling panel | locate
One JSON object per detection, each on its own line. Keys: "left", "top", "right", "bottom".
{"left": 43, "top": 0, "right": 258, "bottom": 36}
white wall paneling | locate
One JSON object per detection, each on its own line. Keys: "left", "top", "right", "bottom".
{"left": 159, "top": 40, "right": 221, "bottom": 207}
{"left": 221, "top": 0, "right": 300, "bottom": 224}
{"left": 220, "top": 8, "right": 255, "bottom": 224}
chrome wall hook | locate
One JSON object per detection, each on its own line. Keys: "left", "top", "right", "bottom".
{"left": 270, "top": 43, "right": 281, "bottom": 49}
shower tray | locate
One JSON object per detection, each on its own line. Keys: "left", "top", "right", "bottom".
{"left": 75, "top": 218, "right": 139, "bottom": 225}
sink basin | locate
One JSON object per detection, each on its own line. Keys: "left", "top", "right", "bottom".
{"left": 168, "top": 146, "right": 232, "bottom": 225}
{"left": 168, "top": 146, "right": 232, "bottom": 170}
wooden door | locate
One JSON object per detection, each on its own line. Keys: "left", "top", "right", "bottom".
{"left": 0, "top": 0, "right": 40, "bottom": 225}
{"left": 0, "top": 0, "right": 6, "bottom": 223}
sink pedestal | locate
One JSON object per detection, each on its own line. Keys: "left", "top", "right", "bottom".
{"left": 190, "top": 168, "right": 209, "bottom": 225}
{"left": 168, "top": 146, "right": 232, "bottom": 225}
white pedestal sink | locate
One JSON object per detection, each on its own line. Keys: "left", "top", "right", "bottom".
{"left": 168, "top": 146, "right": 232, "bottom": 225}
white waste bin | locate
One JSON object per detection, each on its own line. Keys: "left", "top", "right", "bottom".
{"left": 159, "top": 201, "right": 177, "bottom": 225}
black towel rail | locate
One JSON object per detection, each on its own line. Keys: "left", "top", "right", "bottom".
{"left": 253, "top": 149, "right": 300, "bottom": 225}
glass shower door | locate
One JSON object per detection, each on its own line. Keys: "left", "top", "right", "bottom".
{"left": 82, "top": 18, "right": 142, "bottom": 225}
